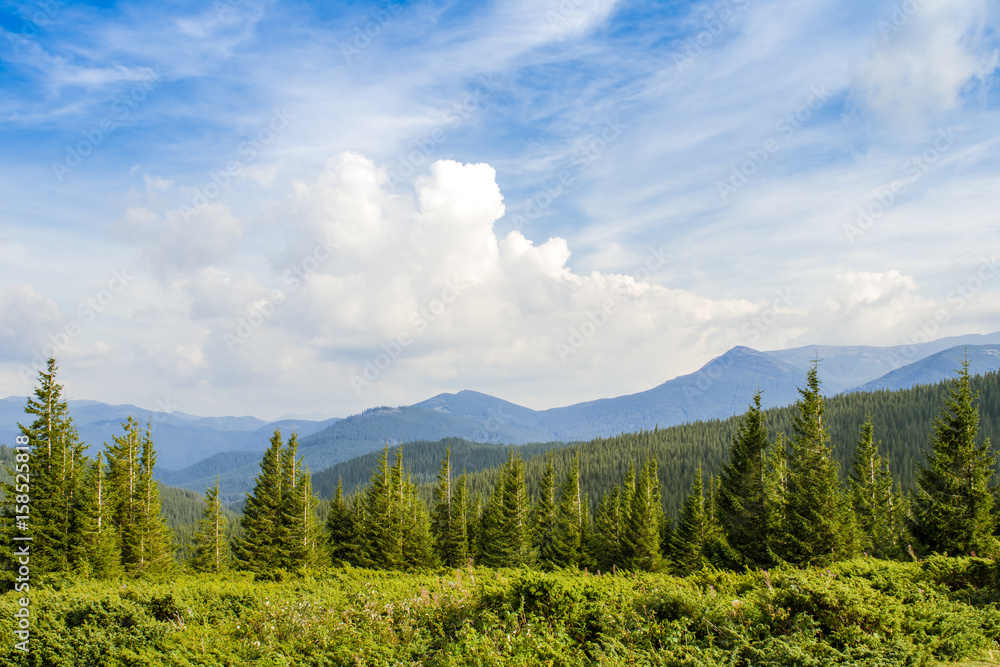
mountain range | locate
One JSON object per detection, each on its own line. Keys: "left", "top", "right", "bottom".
{"left": 2, "top": 331, "right": 998, "bottom": 497}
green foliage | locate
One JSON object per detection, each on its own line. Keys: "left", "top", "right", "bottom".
{"left": 13, "top": 359, "right": 89, "bottom": 575}
{"left": 718, "top": 390, "right": 775, "bottom": 568}
{"left": 913, "top": 357, "right": 998, "bottom": 557}
{"left": 780, "top": 361, "right": 845, "bottom": 565}
{"left": 2, "top": 558, "right": 999, "bottom": 665}
{"left": 849, "top": 417, "right": 904, "bottom": 559}
{"left": 189, "top": 478, "right": 231, "bottom": 573}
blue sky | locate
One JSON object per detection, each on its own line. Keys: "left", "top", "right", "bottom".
{"left": 1, "top": 0, "right": 998, "bottom": 420}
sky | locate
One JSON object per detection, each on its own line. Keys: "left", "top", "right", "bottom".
{"left": 0, "top": 0, "right": 998, "bottom": 420}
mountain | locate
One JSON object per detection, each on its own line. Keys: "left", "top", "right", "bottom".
{"left": 0, "top": 397, "right": 339, "bottom": 469}
{"left": 853, "top": 344, "right": 1000, "bottom": 393}
{"left": 765, "top": 331, "right": 1000, "bottom": 392}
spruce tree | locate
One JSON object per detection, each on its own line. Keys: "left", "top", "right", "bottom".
{"left": 401, "top": 474, "right": 434, "bottom": 567}
{"left": 190, "top": 477, "right": 230, "bottom": 573}
{"left": 17, "top": 358, "right": 88, "bottom": 574}
{"left": 499, "top": 449, "right": 532, "bottom": 566}
{"left": 430, "top": 448, "right": 458, "bottom": 566}
{"left": 781, "top": 362, "right": 844, "bottom": 566}
{"left": 234, "top": 429, "right": 284, "bottom": 572}
{"left": 717, "top": 391, "right": 774, "bottom": 568}
{"left": 671, "top": 465, "right": 707, "bottom": 576}
{"left": 134, "top": 422, "right": 174, "bottom": 574}
{"left": 449, "top": 473, "right": 470, "bottom": 567}
{"left": 591, "top": 484, "right": 625, "bottom": 572}
{"left": 74, "top": 453, "right": 121, "bottom": 578}
{"left": 913, "top": 358, "right": 997, "bottom": 556}
{"left": 626, "top": 458, "right": 664, "bottom": 571}
{"left": 849, "top": 417, "right": 899, "bottom": 558}
{"left": 326, "top": 478, "right": 359, "bottom": 566}
{"left": 105, "top": 416, "right": 143, "bottom": 572}
{"left": 551, "top": 453, "right": 584, "bottom": 568}
{"left": 532, "top": 454, "right": 558, "bottom": 568}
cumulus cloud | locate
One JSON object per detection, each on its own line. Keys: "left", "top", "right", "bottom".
{"left": 851, "top": 0, "right": 999, "bottom": 123}
{"left": 0, "top": 285, "right": 64, "bottom": 362}
{"left": 819, "top": 270, "right": 936, "bottom": 341}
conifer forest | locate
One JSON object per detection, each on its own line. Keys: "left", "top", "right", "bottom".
{"left": 3, "top": 358, "right": 1000, "bottom": 665}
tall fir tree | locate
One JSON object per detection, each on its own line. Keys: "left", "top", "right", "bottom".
{"left": 17, "top": 358, "right": 88, "bottom": 574}
{"left": 190, "top": 477, "right": 230, "bottom": 573}
{"left": 134, "top": 421, "right": 174, "bottom": 575}
{"left": 625, "top": 458, "right": 664, "bottom": 571}
{"left": 73, "top": 453, "right": 121, "bottom": 578}
{"left": 449, "top": 472, "right": 470, "bottom": 568}
{"left": 849, "top": 417, "right": 900, "bottom": 558}
{"left": 591, "top": 483, "right": 626, "bottom": 572}
{"left": 532, "top": 454, "right": 558, "bottom": 568}
{"left": 234, "top": 429, "right": 284, "bottom": 572}
{"left": 401, "top": 473, "right": 434, "bottom": 567}
{"left": 671, "top": 465, "right": 708, "bottom": 576}
{"left": 105, "top": 416, "right": 143, "bottom": 572}
{"left": 326, "top": 478, "right": 359, "bottom": 566}
{"left": 717, "top": 391, "right": 775, "bottom": 568}
{"left": 551, "top": 453, "right": 584, "bottom": 568}
{"left": 499, "top": 449, "right": 532, "bottom": 566}
{"left": 430, "top": 448, "right": 459, "bottom": 566}
{"left": 913, "top": 358, "right": 998, "bottom": 556}
{"left": 781, "top": 362, "right": 844, "bottom": 566}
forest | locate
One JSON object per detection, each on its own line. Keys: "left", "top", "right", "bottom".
{"left": 2, "top": 358, "right": 999, "bottom": 665}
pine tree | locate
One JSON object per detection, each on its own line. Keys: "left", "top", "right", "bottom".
{"left": 717, "top": 391, "right": 774, "bottom": 568}
{"left": 278, "top": 432, "right": 302, "bottom": 568}
{"left": 190, "top": 477, "right": 230, "bottom": 573}
{"left": 551, "top": 453, "right": 584, "bottom": 568}
{"left": 401, "top": 473, "right": 434, "bottom": 567}
{"left": 499, "top": 449, "right": 532, "bottom": 566}
{"left": 849, "top": 417, "right": 899, "bottom": 558}
{"left": 913, "top": 358, "right": 998, "bottom": 556}
{"left": 449, "top": 473, "right": 470, "bottom": 567}
{"left": 781, "top": 362, "right": 844, "bottom": 566}
{"left": 74, "top": 453, "right": 121, "bottom": 578}
{"left": 234, "top": 429, "right": 284, "bottom": 573}
{"left": 17, "top": 358, "right": 88, "bottom": 574}
{"left": 626, "top": 458, "right": 664, "bottom": 571}
{"left": 671, "top": 465, "right": 708, "bottom": 575}
{"left": 431, "top": 448, "right": 459, "bottom": 566}
{"left": 591, "top": 484, "right": 626, "bottom": 572}
{"left": 106, "top": 416, "right": 143, "bottom": 572}
{"left": 134, "top": 422, "right": 174, "bottom": 575}
{"left": 533, "top": 454, "right": 558, "bottom": 568}
{"left": 326, "top": 478, "right": 359, "bottom": 566}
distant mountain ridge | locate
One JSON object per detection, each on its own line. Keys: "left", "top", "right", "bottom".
{"left": 0, "top": 397, "right": 339, "bottom": 470}
{"left": 3, "top": 331, "right": 998, "bottom": 498}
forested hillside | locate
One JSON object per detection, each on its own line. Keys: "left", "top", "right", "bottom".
{"left": 314, "top": 370, "right": 1000, "bottom": 519}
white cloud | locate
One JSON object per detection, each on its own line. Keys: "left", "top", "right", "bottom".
{"left": 851, "top": 0, "right": 998, "bottom": 123}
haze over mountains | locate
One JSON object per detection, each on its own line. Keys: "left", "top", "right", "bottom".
{"left": 2, "top": 332, "right": 998, "bottom": 498}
